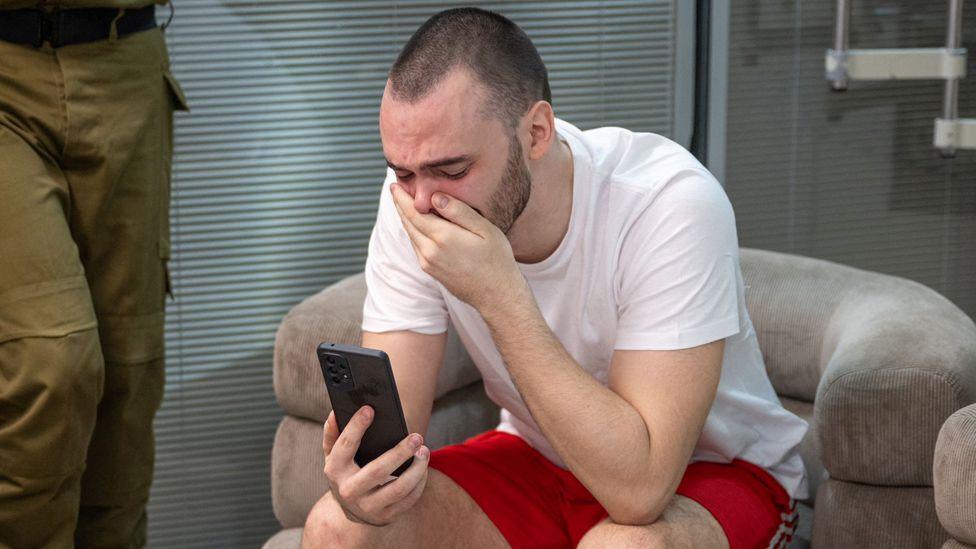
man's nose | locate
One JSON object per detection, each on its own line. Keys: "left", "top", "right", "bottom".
{"left": 411, "top": 181, "right": 436, "bottom": 214}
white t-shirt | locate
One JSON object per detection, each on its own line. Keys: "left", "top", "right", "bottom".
{"left": 362, "top": 118, "right": 809, "bottom": 500}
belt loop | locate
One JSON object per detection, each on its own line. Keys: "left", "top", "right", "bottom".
{"left": 161, "top": 0, "right": 175, "bottom": 33}
{"left": 109, "top": 8, "right": 125, "bottom": 42}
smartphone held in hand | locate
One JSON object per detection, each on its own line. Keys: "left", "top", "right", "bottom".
{"left": 317, "top": 342, "right": 414, "bottom": 476}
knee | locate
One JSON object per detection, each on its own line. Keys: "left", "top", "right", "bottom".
{"left": 23, "top": 329, "right": 103, "bottom": 433}
{"left": 42, "top": 329, "right": 103, "bottom": 396}
{"left": 302, "top": 494, "right": 341, "bottom": 549}
{"left": 301, "top": 492, "right": 368, "bottom": 549}
{"left": 0, "top": 329, "right": 103, "bottom": 475}
{"left": 0, "top": 282, "right": 102, "bottom": 402}
{"left": 577, "top": 522, "right": 673, "bottom": 549}
{"left": 2, "top": 328, "right": 103, "bottom": 404}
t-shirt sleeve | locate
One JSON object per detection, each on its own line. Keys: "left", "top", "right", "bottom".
{"left": 614, "top": 170, "right": 740, "bottom": 350}
{"left": 361, "top": 170, "right": 448, "bottom": 334}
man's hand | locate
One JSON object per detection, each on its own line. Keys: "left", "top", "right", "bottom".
{"left": 322, "top": 406, "right": 429, "bottom": 526}
{"left": 390, "top": 183, "right": 529, "bottom": 311}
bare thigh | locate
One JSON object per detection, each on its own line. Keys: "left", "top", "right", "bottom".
{"left": 577, "top": 495, "right": 729, "bottom": 549}
{"left": 303, "top": 468, "right": 509, "bottom": 549}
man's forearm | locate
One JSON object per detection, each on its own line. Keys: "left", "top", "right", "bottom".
{"left": 479, "top": 286, "right": 668, "bottom": 524}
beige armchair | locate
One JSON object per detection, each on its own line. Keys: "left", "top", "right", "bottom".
{"left": 935, "top": 404, "right": 976, "bottom": 549}
{"left": 263, "top": 248, "right": 976, "bottom": 548}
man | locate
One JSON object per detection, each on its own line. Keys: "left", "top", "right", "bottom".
{"left": 304, "top": 7, "right": 807, "bottom": 548}
{"left": 0, "top": 1, "right": 186, "bottom": 547}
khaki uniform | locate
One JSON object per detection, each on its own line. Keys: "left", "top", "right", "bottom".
{"left": 0, "top": 6, "right": 188, "bottom": 547}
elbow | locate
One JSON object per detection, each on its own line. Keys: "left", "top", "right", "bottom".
{"left": 606, "top": 509, "right": 659, "bottom": 528}
{"left": 602, "top": 486, "right": 670, "bottom": 526}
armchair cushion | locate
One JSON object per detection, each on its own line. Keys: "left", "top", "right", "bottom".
{"left": 813, "top": 480, "right": 944, "bottom": 548}
{"left": 273, "top": 273, "right": 481, "bottom": 423}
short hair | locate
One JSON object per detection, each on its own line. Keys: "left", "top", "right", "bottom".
{"left": 388, "top": 7, "right": 552, "bottom": 131}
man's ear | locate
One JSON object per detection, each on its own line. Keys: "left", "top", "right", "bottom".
{"left": 524, "top": 101, "right": 556, "bottom": 161}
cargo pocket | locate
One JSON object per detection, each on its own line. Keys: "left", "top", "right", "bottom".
{"left": 160, "top": 69, "right": 182, "bottom": 302}
{"left": 159, "top": 238, "right": 174, "bottom": 302}
{"left": 163, "top": 69, "right": 190, "bottom": 112}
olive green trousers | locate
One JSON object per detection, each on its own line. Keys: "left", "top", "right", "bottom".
{"left": 0, "top": 26, "right": 187, "bottom": 548}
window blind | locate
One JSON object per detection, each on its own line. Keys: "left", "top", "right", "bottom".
{"left": 721, "top": 1, "right": 976, "bottom": 321}
{"left": 150, "top": 2, "right": 690, "bottom": 546}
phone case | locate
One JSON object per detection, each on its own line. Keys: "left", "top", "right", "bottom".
{"left": 317, "top": 342, "right": 414, "bottom": 476}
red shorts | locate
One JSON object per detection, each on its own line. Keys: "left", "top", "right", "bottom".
{"left": 429, "top": 430, "right": 797, "bottom": 549}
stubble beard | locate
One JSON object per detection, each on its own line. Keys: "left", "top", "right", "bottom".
{"left": 483, "top": 137, "right": 532, "bottom": 236}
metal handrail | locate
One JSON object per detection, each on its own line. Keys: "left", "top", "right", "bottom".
{"left": 826, "top": 0, "right": 973, "bottom": 155}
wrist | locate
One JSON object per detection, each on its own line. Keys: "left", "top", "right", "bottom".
{"left": 478, "top": 274, "right": 535, "bottom": 328}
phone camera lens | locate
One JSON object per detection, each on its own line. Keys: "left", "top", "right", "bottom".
{"left": 331, "top": 375, "right": 341, "bottom": 384}
{"left": 326, "top": 357, "right": 335, "bottom": 365}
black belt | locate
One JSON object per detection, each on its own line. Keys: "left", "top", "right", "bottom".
{"left": 0, "top": 5, "right": 156, "bottom": 48}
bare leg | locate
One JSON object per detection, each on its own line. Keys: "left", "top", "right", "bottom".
{"left": 302, "top": 469, "right": 509, "bottom": 548}
{"left": 576, "top": 495, "right": 729, "bottom": 549}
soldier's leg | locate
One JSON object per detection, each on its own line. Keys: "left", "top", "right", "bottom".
{"left": 0, "top": 41, "right": 104, "bottom": 548}
{"left": 59, "top": 26, "right": 186, "bottom": 548}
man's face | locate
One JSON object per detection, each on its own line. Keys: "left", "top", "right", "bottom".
{"left": 379, "top": 70, "right": 531, "bottom": 234}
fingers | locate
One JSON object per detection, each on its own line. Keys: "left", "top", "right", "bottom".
{"left": 399, "top": 211, "right": 435, "bottom": 256}
{"left": 361, "top": 444, "right": 430, "bottom": 511}
{"left": 380, "top": 466, "right": 428, "bottom": 518}
{"left": 390, "top": 183, "right": 459, "bottom": 243}
{"left": 320, "top": 406, "right": 430, "bottom": 526}
{"left": 325, "top": 405, "right": 373, "bottom": 474}
{"left": 431, "top": 192, "right": 489, "bottom": 236}
{"left": 390, "top": 186, "right": 444, "bottom": 273}
{"left": 347, "top": 432, "right": 425, "bottom": 495}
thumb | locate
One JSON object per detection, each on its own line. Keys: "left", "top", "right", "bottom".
{"left": 431, "top": 192, "right": 489, "bottom": 235}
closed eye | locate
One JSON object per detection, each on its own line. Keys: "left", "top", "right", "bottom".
{"left": 440, "top": 168, "right": 469, "bottom": 180}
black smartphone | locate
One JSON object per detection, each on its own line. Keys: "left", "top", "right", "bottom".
{"left": 317, "top": 342, "right": 414, "bottom": 476}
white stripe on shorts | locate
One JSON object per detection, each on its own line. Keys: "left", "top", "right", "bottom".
{"left": 766, "top": 500, "right": 798, "bottom": 549}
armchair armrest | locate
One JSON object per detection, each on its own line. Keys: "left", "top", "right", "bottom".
{"left": 934, "top": 403, "right": 976, "bottom": 546}
{"left": 272, "top": 273, "right": 481, "bottom": 422}
{"left": 814, "top": 277, "right": 976, "bottom": 486}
